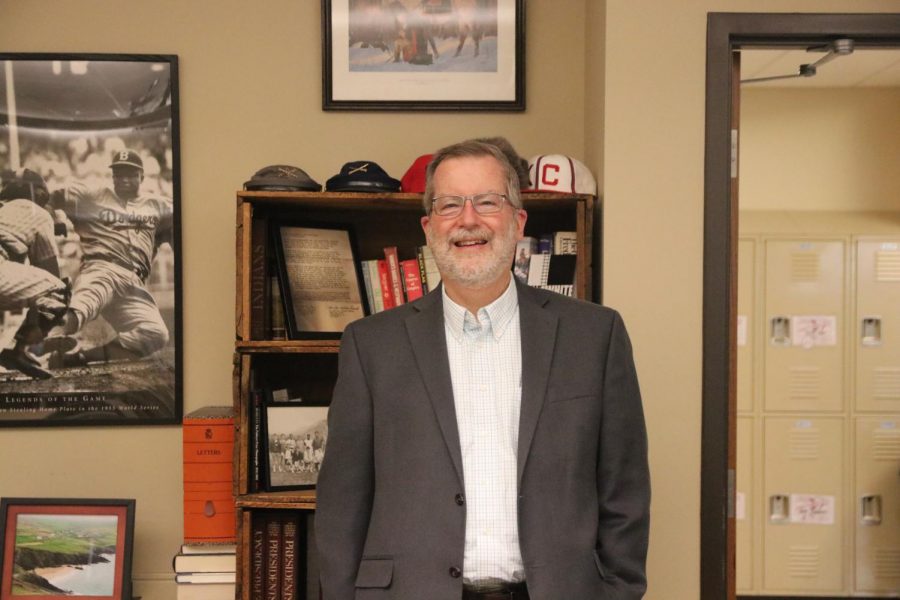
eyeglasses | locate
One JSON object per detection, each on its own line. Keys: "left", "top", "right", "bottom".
{"left": 430, "top": 193, "right": 510, "bottom": 217}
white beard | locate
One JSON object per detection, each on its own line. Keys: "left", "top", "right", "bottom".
{"left": 426, "top": 217, "right": 519, "bottom": 289}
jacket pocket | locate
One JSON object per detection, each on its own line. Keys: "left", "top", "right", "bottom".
{"left": 548, "top": 393, "right": 594, "bottom": 405}
{"left": 355, "top": 557, "right": 393, "bottom": 588}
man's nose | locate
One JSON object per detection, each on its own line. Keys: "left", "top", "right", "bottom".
{"left": 457, "top": 198, "right": 481, "bottom": 225}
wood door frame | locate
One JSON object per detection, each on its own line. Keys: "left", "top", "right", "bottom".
{"left": 702, "top": 12, "right": 900, "bottom": 600}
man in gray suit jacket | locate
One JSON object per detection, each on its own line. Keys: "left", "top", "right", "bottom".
{"left": 316, "top": 139, "right": 650, "bottom": 599}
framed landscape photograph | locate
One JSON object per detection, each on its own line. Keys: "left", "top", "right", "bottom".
{"left": 322, "top": 0, "right": 525, "bottom": 111}
{"left": 0, "top": 53, "right": 182, "bottom": 427}
{"left": 273, "top": 223, "right": 367, "bottom": 340}
{"left": 0, "top": 498, "right": 136, "bottom": 600}
{"left": 263, "top": 403, "right": 330, "bottom": 491}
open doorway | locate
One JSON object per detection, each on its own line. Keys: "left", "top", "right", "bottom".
{"left": 703, "top": 13, "right": 900, "bottom": 600}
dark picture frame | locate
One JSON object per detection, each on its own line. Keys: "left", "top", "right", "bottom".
{"left": 273, "top": 222, "right": 367, "bottom": 340}
{"left": 322, "top": 0, "right": 526, "bottom": 111}
{"left": 0, "top": 54, "right": 182, "bottom": 427}
{"left": 263, "top": 403, "right": 330, "bottom": 491}
{"left": 0, "top": 497, "right": 136, "bottom": 600}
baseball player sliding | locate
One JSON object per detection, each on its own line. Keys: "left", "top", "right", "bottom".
{"left": 46, "top": 149, "right": 173, "bottom": 368}
{"left": 0, "top": 169, "right": 70, "bottom": 379}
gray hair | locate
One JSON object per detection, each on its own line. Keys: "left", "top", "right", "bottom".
{"left": 423, "top": 139, "right": 522, "bottom": 214}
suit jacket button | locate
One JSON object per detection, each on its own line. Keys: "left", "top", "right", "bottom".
{"left": 449, "top": 566, "right": 462, "bottom": 578}
{"left": 455, "top": 493, "right": 465, "bottom": 505}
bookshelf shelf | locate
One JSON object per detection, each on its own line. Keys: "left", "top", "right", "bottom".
{"left": 233, "top": 188, "right": 599, "bottom": 599}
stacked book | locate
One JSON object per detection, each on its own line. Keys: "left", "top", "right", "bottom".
{"left": 249, "top": 511, "right": 319, "bottom": 600}
{"left": 360, "top": 245, "right": 441, "bottom": 314}
{"left": 173, "top": 543, "right": 237, "bottom": 600}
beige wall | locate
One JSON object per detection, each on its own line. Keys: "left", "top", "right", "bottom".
{"left": 740, "top": 87, "right": 900, "bottom": 211}
{"left": 3, "top": 1, "right": 900, "bottom": 599}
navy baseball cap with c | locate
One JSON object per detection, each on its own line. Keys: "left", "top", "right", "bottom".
{"left": 110, "top": 149, "right": 144, "bottom": 170}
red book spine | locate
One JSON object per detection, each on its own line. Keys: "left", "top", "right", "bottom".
{"left": 377, "top": 259, "right": 395, "bottom": 309}
{"left": 383, "top": 246, "right": 406, "bottom": 305}
{"left": 400, "top": 259, "right": 423, "bottom": 301}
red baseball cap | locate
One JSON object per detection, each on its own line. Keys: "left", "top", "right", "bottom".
{"left": 400, "top": 154, "right": 434, "bottom": 193}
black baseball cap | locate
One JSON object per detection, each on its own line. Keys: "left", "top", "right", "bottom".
{"left": 110, "top": 149, "right": 144, "bottom": 170}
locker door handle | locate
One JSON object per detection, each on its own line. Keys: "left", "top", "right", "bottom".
{"left": 769, "top": 494, "right": 790, "bottom": 523}
{"left": 860, "top": 495, "right": 882, "bottom": 525}
{"left": 861, "top": 317, "right": 882, "bottom": 346}
{"left": 770, "top": 317, "right": 791, "bottom": 346}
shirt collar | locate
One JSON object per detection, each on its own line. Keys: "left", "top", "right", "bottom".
{"left": 442, "top": 276, "right": 518, "bottom": 342}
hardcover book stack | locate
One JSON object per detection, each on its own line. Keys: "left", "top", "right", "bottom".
{"left": 249, "top": 511, "right": 320, "bottom": 600}
{"left": 173, "top": 543, "right": 237, "bottom": 600}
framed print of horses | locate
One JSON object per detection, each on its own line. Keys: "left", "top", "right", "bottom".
{"left": 322, "top": 0, "right": 525, "bottom": 111}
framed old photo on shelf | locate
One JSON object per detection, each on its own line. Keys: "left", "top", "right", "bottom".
{"left": 322, "top": 0, "right": 526, "bottom": 111}
{"left": 0, "top": 53, "right": 182, "bottom": 427}
{"left": 273, "top": 223, "right": 367, "bottom": 339}
{"left": 263, "top": 403, "right": 330, "bottom": 491}
{"left": 0, "top": 497, "right": 136, "bottom": 600}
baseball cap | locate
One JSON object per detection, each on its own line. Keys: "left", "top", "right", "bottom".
{"left": 110, "top": 149, "right": 144, "bottom": 170}
{"left": 400, "top": 154, "right": 433, "bottom": 193}
{"left": 527, "top": 154, "right": 597, "bottom": 195}
{"left": 243, "top": 165, "right": 322, "bottom": 192}
{"left": 326, "top": 161, "right": 401, "bottom": 193}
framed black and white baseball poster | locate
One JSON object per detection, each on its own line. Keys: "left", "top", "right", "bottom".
{"left": 0, "top": 54, "right": 182, "bottom": 427}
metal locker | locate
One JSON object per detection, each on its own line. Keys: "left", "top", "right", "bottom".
{"left": 763, "top": 417, "right": 844, "bottom": 593}
{"left": 736, "top": 416, "right": 754, "bottom": 592}
{"left": 855, "top": 239, "right": 900, "bottom": 413}
{"left": 764, "top": 240, "right": 844, "bottom": 412}
{"left": 854, "top": 417, "right": 900, "bottom": 594}
{"left": 738, "top": 238, "right": 755, "bottom": 413}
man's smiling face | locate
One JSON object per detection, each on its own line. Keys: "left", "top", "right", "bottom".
{"left": 421, "top": 155, "right": 527, "bottom": 291}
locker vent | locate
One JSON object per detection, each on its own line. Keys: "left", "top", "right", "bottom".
{"left": 872, "top": 368, "right": 900, "bottom": 399}
{"left": 875, "top": 250, "right": 900, "bottom": 282}
{"left": 791, "top": 252, "right": 820, "bottom": 282}
{"left": 789, "top": 429, "right": 820, "bottom": 459}
{"left": 872, "top": 429, "right": 900, "bottom": 461}
{"left": 874, "top": 547, "right": 900, "bottom": 579}
{"left": 788, "top": 545, "right": 820, "bottom": 578}
{"left": 789, "top": 367, "right": 821, "bottom": 401}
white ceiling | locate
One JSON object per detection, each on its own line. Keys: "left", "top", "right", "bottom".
{"left": 740, "top": 47, "right": 900, "bottom": 88}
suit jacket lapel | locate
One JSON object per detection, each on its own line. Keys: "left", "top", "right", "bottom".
{"left": 516, "top": 281, "right": 558, "bottom": 486}
{"left": 405, "top": 287, "right": 465, "bottom": 487}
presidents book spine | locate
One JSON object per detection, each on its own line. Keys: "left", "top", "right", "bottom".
{"left": 265, "top": 516, "right": 282, "bottom": 600}
{"left": 251, "top": 514, "right": 266, "bottom": 600}
{"left": 281, "top": 514, "right": 300, "bottom": 600}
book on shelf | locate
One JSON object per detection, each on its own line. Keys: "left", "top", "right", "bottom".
{"left": 176, "top": 582, "right": 235, "bottom": 600}
{"left": 173, "top": 550, "right": 236, "bottom": 574}
{"left": 180, "top": 542, "right": 238, "bottom": 555}
{"left": 251, "top": 514, "right": 266, "bottom": 600}
{"left": 383, "top": 246, "right": 405, "bottom": 306}
{"left": 249, "top": 215, "right": 269, "bottom": 340}
{"left": 269, "top": 271, "right": 287, "bottom": 340}
{"left": 249, "top": 390, "right": 263, "bottom": 493}
{"left": 281, "top": 513, "right": 301, "bottom": 600}
{"left": 552, "top": 231, "right": 577, "bottom": 255}
{"left": 538, "top": 233, "right": 553, "bottom": 254}
{"left": 265, "top": 515, "right": 282, "bottom": 600}
{"left": 513, "top": 236, "right": 538, "bottom": 283}
{"left": 419, "top": 245, "right": 441, "bottom": 292}
{"left": 175, "top": 572, "right": 237, "bottom": 584}
{"left": 359, "top": 259, "right": 376, "bottom": 316}
{"left": 365, "top": 260, "right": 385, "bottom": 313}
{"left": 526, "top": 253, "right": 577, "bottom": 297}
{"left": 400, "top": 258, "right": 423, "bottom": 301}
{"left": 376, "top": 259, "right": 395, "bottom": 310}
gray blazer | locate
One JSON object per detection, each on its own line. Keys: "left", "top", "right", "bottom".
{"left": 316, "top": 281, "right": 650, "bottom": 599}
